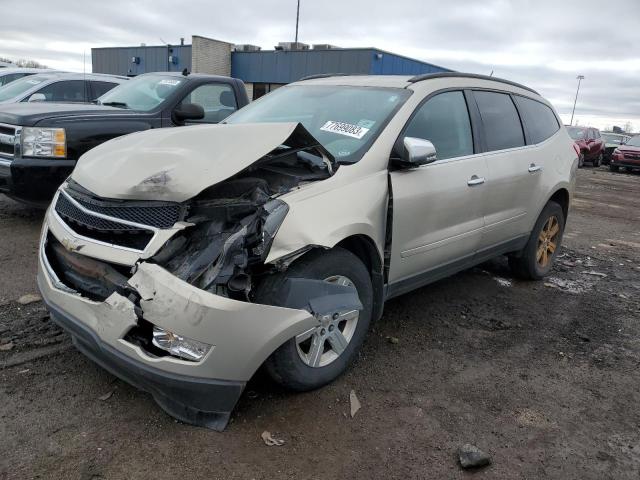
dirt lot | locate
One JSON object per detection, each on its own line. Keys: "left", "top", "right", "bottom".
{"left": 1, "top": 167, "right": 639, "bottom": 479}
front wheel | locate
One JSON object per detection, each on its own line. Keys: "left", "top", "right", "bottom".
{"left": 509, "top": 201, "right": 565, "bottom": 280}
{"left": 593, "top": 152, "right": 603, "bottom": 167}
{"left": 255, "top": 248, "right": 373, "bottom": 391}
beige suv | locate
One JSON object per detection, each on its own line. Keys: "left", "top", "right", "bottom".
{"left": 37, "top": 73, "right": 577, "bottom": 430}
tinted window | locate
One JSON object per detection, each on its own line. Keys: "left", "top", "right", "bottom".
{"left": 0, "top": 72, "right": 28, "bottom": 86}
{"left": 179, "top": 83, "right": 238, "bottom": 123}
{"left": 403, "top": 91, "right": 473, "bottom": 160}
{"left": 567, "top": 127, "right": 586, "bottom": 140}
{"left": 474, "top": 91, "right": 525, "bottom": 151}
{"left": 515, "top": 96, "right": 559, "bottom": 144}
{"left": 594, "top": 129, "right": 601, "bottom": 139}
{"left": 34, "top": 80, "right": 87, "bottom": 102}
{"left": 90, "top": 81, "right": 118, "bottom": 100}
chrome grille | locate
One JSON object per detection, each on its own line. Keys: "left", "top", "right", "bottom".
{"left": 54, "top": 192, "right": 155, "bottom": 251}
{"left": 65, "top": 185, "right": 183, "bottom": 228}
{"left": 0, "top": 123, "right": 17, "bottom": 159}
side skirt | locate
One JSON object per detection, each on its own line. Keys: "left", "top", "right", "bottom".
{"left": 384, "top": 234, "right": 528, "bottom": 300}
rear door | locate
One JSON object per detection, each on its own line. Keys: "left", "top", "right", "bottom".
{"left": 388, "top": 90, "right": 487, "bottom": 285}
{"left": 472, "top": 90, "right": 542, "bottom": 248}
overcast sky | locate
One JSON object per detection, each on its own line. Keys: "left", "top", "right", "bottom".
{"left": 2, "top": 0, "right": 639, "bottom": 130}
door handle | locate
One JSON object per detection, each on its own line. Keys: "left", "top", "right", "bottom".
{"left": 467, "top": 175, "right": 485, "bottom": 186}
{"left": 528, "top": 164, "right": 542, "bottom": 173}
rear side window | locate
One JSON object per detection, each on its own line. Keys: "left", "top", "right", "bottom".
{"left": 0, "top": 72, "right": 29, "bottom": 86}
{"left": 403, "top": 91, "right": 474, "bottom": 160}
{"left": 90, "top": 81, "right": 118, "bottom": 100}
{"left": 514, "top": 96, "right": 559, "bottom": 144}
{"left": 32, "top": 80, "right": 87, "bottom": 102}
{"left": 474, "top": 91, "right": 525, "bottom": 151}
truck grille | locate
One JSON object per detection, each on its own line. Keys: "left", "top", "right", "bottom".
{"left": 0, "top": 123, "right": 17, "bottom": 158}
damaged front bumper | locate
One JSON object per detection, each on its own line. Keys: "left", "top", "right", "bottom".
{"left": 38, "top": 214, "right": 319, "bottom": 430}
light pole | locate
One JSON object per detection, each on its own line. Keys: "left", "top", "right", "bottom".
{"left": 570, "top": 75, "right": 584, "bottom": 126}
{"left": 295, "top": 0, "right": 301, "bottom": 44}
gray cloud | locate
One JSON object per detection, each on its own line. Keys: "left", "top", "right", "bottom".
{"left": 1, "top": 0, "right": 639, "bottom": 129}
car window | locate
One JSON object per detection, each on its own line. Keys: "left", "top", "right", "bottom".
{"left": 403, "top": 91, "right": 473, "bottom": 160}
{"left": 0, "top": 72, "right": 28, "bottom": 86}
{"left": 594, "top": 130, "right": 600, "bottom": 139}
{"left": 567, "top": 127, "right": 586, "bottom": 140}
{"left": 0, "top": 75, "right": 48, "bottom": 102}
{"left": 97, "top": 74, "right": 184, "bottom": 111}
{"left": 514, "top": 96, "right": 559, "bottom": 144}
{"left": 179, "top": 83, "right": 237, "bottom": 123}
{"left": 32, "top": 80, "right": 87, "bottom": 102}
{"left": 474, "top": 91, "right": 525, "bottom": 151}
{"left": 90, "top": 81, "right": 119, "bottom": 101}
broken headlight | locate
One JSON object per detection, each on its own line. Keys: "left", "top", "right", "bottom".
{"left": 253, "top": 199, "right": 289, "bottom": 260}
{"left": 151, "top": 326, "right": 212, "bottom": 362}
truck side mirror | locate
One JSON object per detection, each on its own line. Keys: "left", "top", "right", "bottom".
{"left": 173, "top": 102, "right": 205, "bottom": 124}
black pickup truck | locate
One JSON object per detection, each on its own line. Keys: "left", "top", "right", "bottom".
{"left": 0, "top": 72, "right": 249, "bottom": 205}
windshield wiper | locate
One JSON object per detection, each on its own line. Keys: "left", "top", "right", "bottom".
{"left": 101, "top": 101, "right": 129, "bottom": 109}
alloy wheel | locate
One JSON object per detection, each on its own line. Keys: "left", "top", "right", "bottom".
{"left": 537, "top": 215, "right": 560, "bottom": 268}
{"left": 295, "top": 275, "right": 360, "bottom": 368}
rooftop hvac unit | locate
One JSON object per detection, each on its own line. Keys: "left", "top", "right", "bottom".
{"left": 276, "top": 42, "right": 310, "bottom": 51}
{"left": 234, "top": 44, "right": 262, "bottom": 52}
{"left": 312, "top": 44, "right": 340, "bottom": 50}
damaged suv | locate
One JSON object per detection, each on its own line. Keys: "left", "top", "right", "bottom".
{"left": 38, "top": 73, "right": 577, "bottom": 430}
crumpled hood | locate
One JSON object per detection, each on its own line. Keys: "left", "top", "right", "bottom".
{"left": 72, "top": 122, "right": 327, "bottom": 202}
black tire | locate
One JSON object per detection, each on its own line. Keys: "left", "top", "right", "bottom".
{"left": 578, "top": 153, "right": 584, "bottom": 168}
{"left": 593, "top": 152, "right": 603, "bottom": 167}
{"left": 255, "top": 247, "right": 373, "bottom": 391}
{"left": 509, "top": 201, "right": 565, "bottom": 280}
{"left": 610, "top": 164, "right": 619, "bottom": 172}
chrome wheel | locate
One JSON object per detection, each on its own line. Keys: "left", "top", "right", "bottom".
{"left": 295, "top": 275, "right": 360, "bottom": 368}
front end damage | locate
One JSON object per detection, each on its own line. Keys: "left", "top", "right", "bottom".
{"left": 37, "top": 123, "right": 363, "bottom": 430}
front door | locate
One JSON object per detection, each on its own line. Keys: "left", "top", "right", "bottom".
{"left": 388, "top": 90, "right": 487, "bottom": 285}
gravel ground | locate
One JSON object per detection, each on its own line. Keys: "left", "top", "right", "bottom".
{"left": 1, "top": 167, "right": 639, "bottom": 479}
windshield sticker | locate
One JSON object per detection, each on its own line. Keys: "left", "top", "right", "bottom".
{"left": 320, "top": 121, "right": 370, "bottom": 140}
{"left": 159, "top": 79, "right": 181, "bottom": 86}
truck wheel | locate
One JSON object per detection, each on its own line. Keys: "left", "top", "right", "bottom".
{"left": 509, "top": 201, "right": 565, "bottom": 280}
{"left": 256, "top": 247, "right": 373, "bottom": 391}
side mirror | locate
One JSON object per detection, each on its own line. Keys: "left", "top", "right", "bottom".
{"left": 27, "top": 93, "right": 46, "bottom": 103}
{"left": 393, "top": 137, "right": 437, "bottom": 168}
{"left": 173, "top": 102, "right": 205, "bottom": 124}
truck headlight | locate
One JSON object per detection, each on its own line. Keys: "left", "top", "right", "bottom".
{"left": 22, "top": 127, "right": 66, "bottom": 158}
{"left": 151, "top": 326, "right": 212, "bottom": 362}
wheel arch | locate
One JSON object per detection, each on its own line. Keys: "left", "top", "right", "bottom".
{"left": 547, "top": 187, "right": 570, "bottom": 225}
{"left": 335, "top": 234, "right": 385, "bottom": 322}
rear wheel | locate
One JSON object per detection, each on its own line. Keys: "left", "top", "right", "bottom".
{"left": 256, "top": 248, "right": 373, "bottom": 391}
{"left": 509, "top": 201, "right": 565, "bottom": 280}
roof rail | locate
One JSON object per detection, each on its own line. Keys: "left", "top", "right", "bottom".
{"left": 298, "top": 73, "right": 351, "bottom": 81}
{"left": 407, "top": 72, "right": 539, "bottom": 95}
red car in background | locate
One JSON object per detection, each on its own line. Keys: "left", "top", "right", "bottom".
{"left": 566, "top": 126, "right": 605, "bottom": 167}
{"left": 609, "top": 135, "right": 640, "bottom": 172}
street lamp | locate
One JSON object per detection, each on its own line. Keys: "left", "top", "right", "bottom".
{"left": 570, "top": 75, "right": 585, "bottom": 126}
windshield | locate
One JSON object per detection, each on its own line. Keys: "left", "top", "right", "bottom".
{"left": 602, "top": 134, "right": 624, "bottom": 145}
{"left": 566, "top": 127, "right": 586, "bottom": 140}
{"left": 97, "top": 74, "right": 184, "bottom": 111}
{"left": 0, "top": 75, "right": 47, "bottom": 102}
{"left": 224, "top": 85, "right": 411, "bottom": 162}
{"left": 625, "top": 136, "right": 640, "bottom": 147}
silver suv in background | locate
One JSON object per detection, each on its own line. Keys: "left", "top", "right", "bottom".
{"left": 37, "top": 73, "right": 577, "bottom": 430}
{"left": 0, "top": 68, "right": 63, "bottom": 87}
{"left": 0, "top": 72, "right": 128, "bottom": 104}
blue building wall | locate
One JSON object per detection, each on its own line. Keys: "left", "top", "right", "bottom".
{"left": 92, "top": 45, "right": 192, "bottom": 76}
{"left": 231, "top": 48, "right": 451, "bottom": 84}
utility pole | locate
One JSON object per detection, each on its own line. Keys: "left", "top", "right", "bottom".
{"left": 295, "top": 0, "right": 300, "bottom": 43}
{"left": 570, "top": 75, "right": 584, "bottom": 126}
